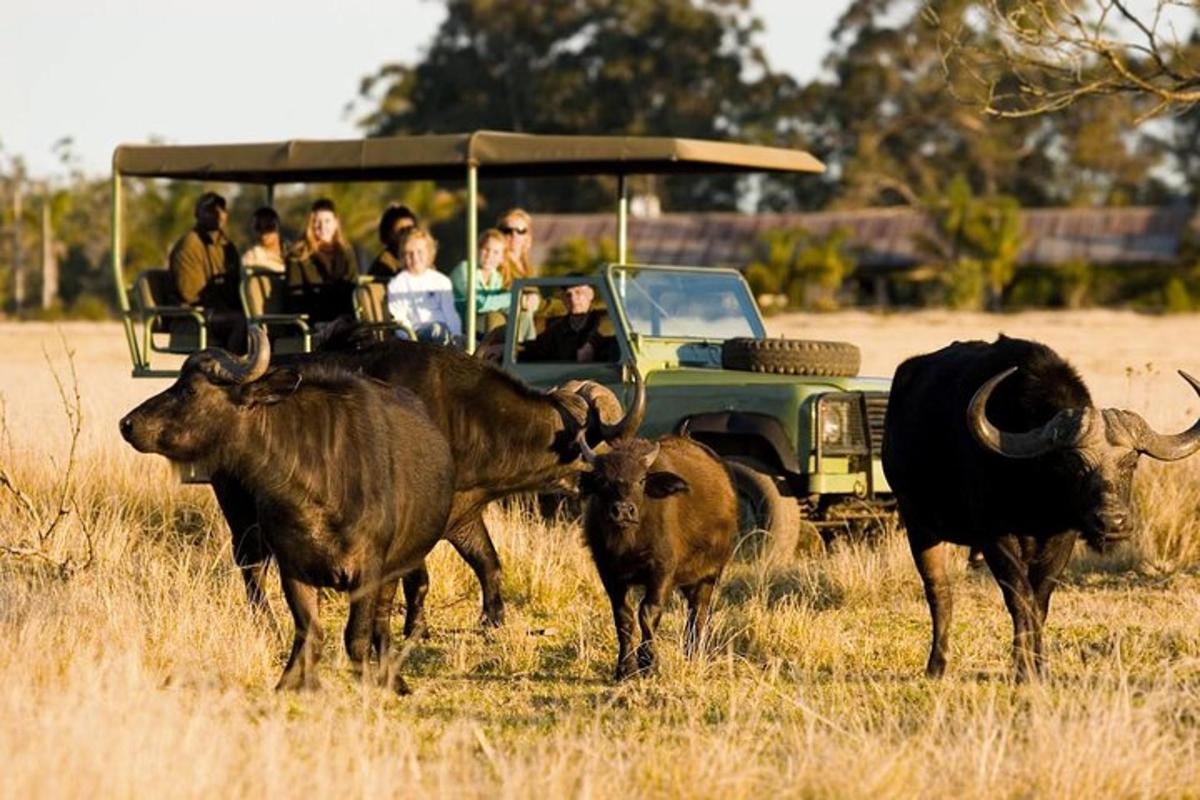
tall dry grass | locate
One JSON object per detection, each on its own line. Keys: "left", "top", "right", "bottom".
{"left": 2, "top": 316, "right": 1200, "bottom": 798}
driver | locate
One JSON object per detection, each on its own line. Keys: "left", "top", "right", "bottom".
{"left": 521, "top": 281, "right": 613, "bottom": 363}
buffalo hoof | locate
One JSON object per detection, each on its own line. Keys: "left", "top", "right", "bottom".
{"left": 481, "top": 604, "right": 506, "bottom": 628}
{"left": 275, "top": 670, "right": 321, "bottom": 692}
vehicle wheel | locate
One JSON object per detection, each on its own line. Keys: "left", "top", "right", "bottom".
{"left": 721, "top": 338, "right": 861, "bottom": 377}
{"left": 725, "top": 458, "right": 823, "bottom": 562}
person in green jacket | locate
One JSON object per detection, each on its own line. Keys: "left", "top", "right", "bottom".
{"left": 167, "top": 191, "right": 246, "bottom": 351}
{"left": 450, "top": 228, "right": 512, "bottom": 337}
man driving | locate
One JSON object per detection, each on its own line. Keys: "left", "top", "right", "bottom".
{"left": 520, "top": 281, "right": 613, "bottom": 363}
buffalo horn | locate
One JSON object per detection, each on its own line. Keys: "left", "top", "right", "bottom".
{"left": 576, "top": 429, "right": 599, "bottom": 465}
{"left": 595, "top": 367, "right": 646, "bottom": 443}
{"left": 1136, "top": 370, "right": 1200, "bottom": 461}
{"left": 967, "top": 366, "right": 1065, "bottom": 459}
{"left": 242, "top": 325, "right": 271, "bottom": 384}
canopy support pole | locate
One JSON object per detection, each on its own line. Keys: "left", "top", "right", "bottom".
{"left": 265, "top": 184, "right": 275, "bottom": 206}
{"left": 616, "top": 174, "right": 628, "bottom": 264}
{"left": 111, "top": 173, "right": 141, "bottom": 371}
{"left": 465, "top": 163, "right": 478, "bottom": 353}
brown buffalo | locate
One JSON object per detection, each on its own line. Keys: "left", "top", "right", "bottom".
{"left": 576, "top": 434, "right": 736, "bottom": 680}
{"left": 120, "top": 328, "right": 454, "bottom": 693}
{"left": 213, "top": 334, "right": 645, "bottom": 638}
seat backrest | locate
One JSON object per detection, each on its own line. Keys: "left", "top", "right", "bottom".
{"left": 243, "top": 270, "right": 286, "bottom": 316}
{"left": 132, "top": 268, "right": 176, "bottom": 312}
{"left": 354, "top": 281, "right": 391, "bottom": 323}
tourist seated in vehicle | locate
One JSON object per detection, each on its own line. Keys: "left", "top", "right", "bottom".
{"left": 498, "top": 207, "right": 536, "bottom": 281}
{"left": 450, "top": 228, "right": 511, "bottom": 338}
{"left": 241, "top": 207, "right": 286, "bottom": 272}
{"left": 386, "top": 227, "right": 462, "bottom": 345}
{"left": 519, "top": 281, "right": 616, "bottom": 363}
{"left": 168, "top": 190, "right": 246, "bottom": 351}
{"left": 369, "top": 203, "right": 418, "bottom": 279}
{"left": 284, "top": 198, "right": 360, "bottom": 324}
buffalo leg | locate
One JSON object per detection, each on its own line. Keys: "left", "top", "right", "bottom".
{"left": 400, "top": 565, "right": 429, "bottom": 639}
{"left": 605, "top": 580, "right": 637, "bottom": 681}
{"left": 277, "top": 572, "right": 323, "bottom": 691}
{"left": 1027, "top": 531, "right": 1077, "bottom": 677}
{"left": 636, "top": 578, "right": 669, "bottom": 674}
{"left": 344, "top": 586, "right": 378, "bottom": 682}
{"left": 909, "top": 534, "right": 953, "bottom": 678}
{"left": 211, "top": 473, "right": 275, "bottom": 624}
{"left": 981, "top": 535, "right": 1039, "bottom": 681}
{"left": 372, "top": 576, "right": 400, "bottom": 660}
{"left": 683, "top": 579, "right": 716, "bottom": 658}
{"left": 445, "top": 510, "right": 505, "bottom": 627}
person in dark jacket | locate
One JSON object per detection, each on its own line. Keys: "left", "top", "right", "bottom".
{"left": 168, "top": 191, "right": 246, "bottom": 351}
{"left": 285, "top": 198, "right": 360, "bottom": 324}
{"left": 368, "top": 203, "right": 418, "bottom": 279}
{"left": 520, "top": 282, "right": 615, "bottom": 363}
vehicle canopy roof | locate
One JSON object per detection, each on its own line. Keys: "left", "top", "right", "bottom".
{"left": 112, "top": 130, "right": 825, "bottom": 184}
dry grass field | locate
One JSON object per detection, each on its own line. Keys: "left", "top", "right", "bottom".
{"left": 3, "top": 312, "right": 1200, "bottom": 798}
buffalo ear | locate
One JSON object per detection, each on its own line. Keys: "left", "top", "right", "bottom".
{"left": 645, "top": 471, "right": 688, "bottom": 498}
{"left": 237, "top": 368, "right": 302, "bottom": 407}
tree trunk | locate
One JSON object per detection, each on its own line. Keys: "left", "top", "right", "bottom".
{"left": 11, "top": 180, "right": 24, "bottom": 312}
{"left": 41, "top": 196, "right": 57, "bottom": 310}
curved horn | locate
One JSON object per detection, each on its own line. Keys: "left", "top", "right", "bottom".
{"left": 242, "top": 325, "right": 271, "bottom": 384}
{"left": 640, "top": 441, "right": 661, "bottom": 470}
{"left": 1136, "top": 370, "right": 1200, "bottom": 461}
{"left": 595, "top": 366, "right": 645, "bottom": 443}
{"left": 575, "top": 429, "right": 599, "bottom": 465}
{"left": 967, "top": 366, "right": 1065, "bottom": 459}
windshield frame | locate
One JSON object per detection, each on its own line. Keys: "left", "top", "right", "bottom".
{"left": 603, "top": 263, "right": 767, "bottom": 342}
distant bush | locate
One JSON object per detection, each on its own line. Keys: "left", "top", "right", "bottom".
{"left": 1163, "top": 277, "right": 1192, "bottom": 313}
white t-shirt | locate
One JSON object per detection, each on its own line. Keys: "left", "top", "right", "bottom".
{"left": 386, "top": 268, "right": 463, "bottom": 336}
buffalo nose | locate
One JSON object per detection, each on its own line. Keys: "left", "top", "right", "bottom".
{"left": 119, "top": 415, "right": 134, "bottom": 442}
{"left": 610, "top": 501, "right": 638, "bottom": 525}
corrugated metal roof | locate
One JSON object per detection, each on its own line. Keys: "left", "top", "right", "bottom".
{"left": 532, "top": 207, "right": 1197, "bottom": 271}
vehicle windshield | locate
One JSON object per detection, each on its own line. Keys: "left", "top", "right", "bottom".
{"left": 609, "top": 267, "right": 764, "bottom": 340}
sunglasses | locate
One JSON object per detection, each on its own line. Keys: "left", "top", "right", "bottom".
{"left": 499, "top": 225, "right": 529, "bottom": 236}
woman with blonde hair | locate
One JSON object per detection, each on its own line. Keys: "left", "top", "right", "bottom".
{"left": 284, "top": 197, "right": 360, "bottom": 323}
{"left": 450, "top": 228, "right": 511, "bottom": 336}
{"left": 497, "top": 208, "right": 535, "bottom": 284}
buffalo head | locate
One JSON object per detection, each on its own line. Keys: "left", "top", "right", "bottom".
{"left": 968, "top": 366, "right": 1200, "bottom": 548}
{"left": 119, "top": 327, "right": 300, "bottom": 464}
{"left": 576, "top": 435, "right": 688, "bottom": 530}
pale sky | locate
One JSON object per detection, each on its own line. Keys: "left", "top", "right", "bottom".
{"left": 0, "top": 0, "right": 847, "bottom": 179}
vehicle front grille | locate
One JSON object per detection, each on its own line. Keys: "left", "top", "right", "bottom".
{"left": 863, "top": 392, "right": 888, "bottom": 454}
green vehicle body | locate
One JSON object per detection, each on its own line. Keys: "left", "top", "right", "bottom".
{"left": 500, "top": 264, "right": 892, "bottom": 534}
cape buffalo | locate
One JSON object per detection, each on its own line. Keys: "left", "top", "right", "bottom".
{"left": 120, "top": 328, "right": 454, "bottom": 693}
{"left": 576, "top": 434, "right": 736, "bottom": 681}
{"left": 883, "top": 335, "right": 1200, "bottom": 680}
{"left": 212, "top": 332, "right": 644, "bottom": 638}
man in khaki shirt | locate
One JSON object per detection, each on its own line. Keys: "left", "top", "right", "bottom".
{"left": 168, "top": 191, "right": 246, "bottom": 352}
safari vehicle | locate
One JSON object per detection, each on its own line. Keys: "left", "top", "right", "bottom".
{"left": 503, "top": 266, "right": 891, "bottom": 556}
{"left": 109, "top": 131, "right": 892, "bottom": 551}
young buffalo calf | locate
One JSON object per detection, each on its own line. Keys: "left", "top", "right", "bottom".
{"left": 577, "top": 434, "right": 736, "bottom": 681}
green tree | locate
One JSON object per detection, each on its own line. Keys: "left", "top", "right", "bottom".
{"left": 916, "top": 175, "right": 1024, "bottom": 310}
{"left": 543, "top": 236, "right": 621, "bottom": 277}
{"left": 787, "top": 0, "right": 1168, "bottom": 210}
{"left": 745, "top": 226, "right": 856, "bottom": 310}
{"left": 356, "top": 0, "right": 806, "bottom": 212}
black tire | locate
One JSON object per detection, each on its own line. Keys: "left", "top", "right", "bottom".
{"left": 721, "top": 338, "right": 861, "bottom": 377}
{"left": 725, "top": 457, "right": 823, "bottom": 563}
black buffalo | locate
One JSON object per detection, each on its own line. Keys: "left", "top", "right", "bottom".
{"left": 576, "top": 434, "right": 736, "bottom": 680}
{"left": 120, "top": 328, "right": 455, "bottom": 693}
{"left": 883, "top": 335, "right": 1200, "bottom": 679}
{"left": 213, "top": 333, "right": 644, "bottom": 637}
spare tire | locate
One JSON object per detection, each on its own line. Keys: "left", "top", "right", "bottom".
{"left": 721, "top": 338, "right": 861, "bottom": 377}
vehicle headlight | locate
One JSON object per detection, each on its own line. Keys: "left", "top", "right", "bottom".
{"left": 820, "top": 400, "right": 850, "bottom": 446}
{"left": 816, "top": 394, "right": 867, "bottom": 455}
